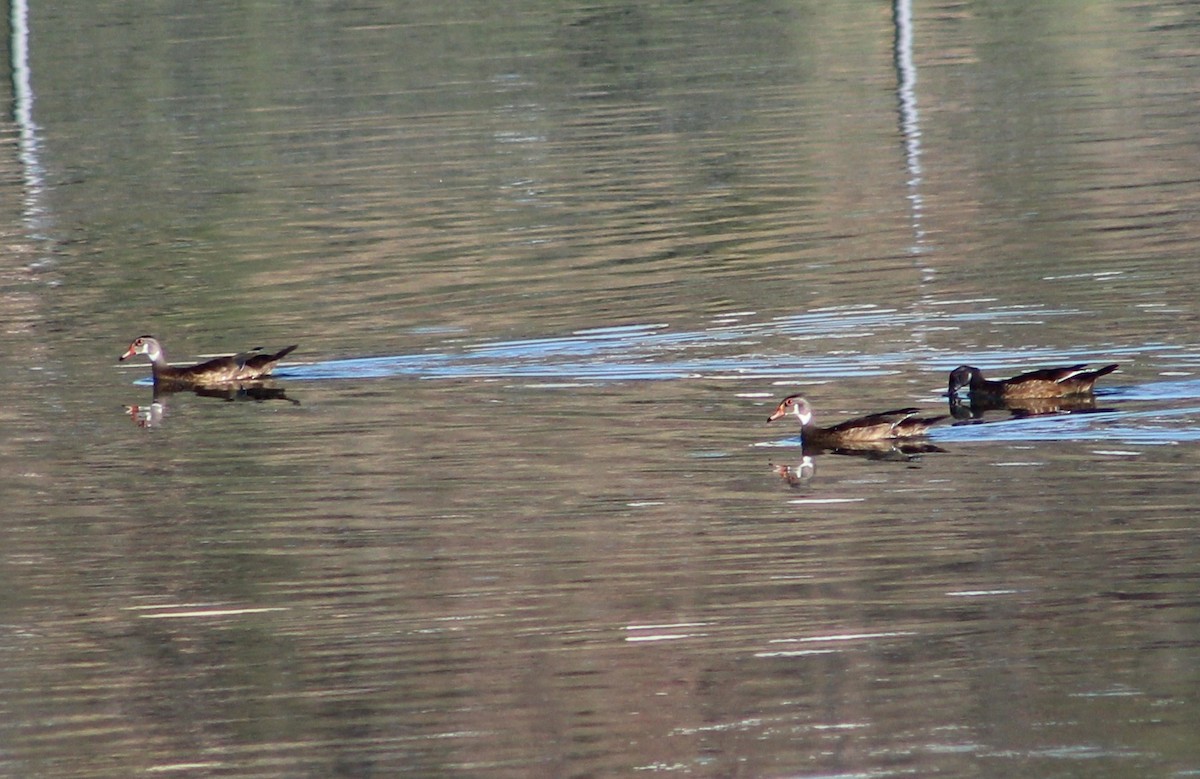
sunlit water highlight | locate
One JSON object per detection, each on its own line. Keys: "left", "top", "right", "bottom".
{"left": 125, "top": 305, "right": 1200, "bottom": 445}
{"left": 271, "top": 305, "right": 1182, "bottom": 384}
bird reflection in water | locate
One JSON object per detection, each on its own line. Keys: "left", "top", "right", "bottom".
{"left": 948, "top": 393, "right": 1110, "bottom": 422}
{"left": 772, "top": 456, "right": 815, "bottom": 486}
{"left": 125, "top": 381, "right": 299, "bottom": 427}
{"left": 771, "top": 440, "right": 947, "bottom": 485}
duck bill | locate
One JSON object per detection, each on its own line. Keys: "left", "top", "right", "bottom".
{"left": 767, "top": 405, "right": 787, "bottom": 422}
{"left": 118, "top": 347, "right": 136, "bottom": 362}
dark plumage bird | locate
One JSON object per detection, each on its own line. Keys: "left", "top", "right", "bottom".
{"left": 767, "top": 395, "right": 944, "bottom": 446}
{"left": 119, "top": 335, "right": 297, "bottom": 387}
{"left": 948, "top": 363, "right": 1118, "bottom": 400}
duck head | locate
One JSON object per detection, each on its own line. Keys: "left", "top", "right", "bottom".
{"left": 767, "top": 394, "right": 813, "bottom": 425}
{"left": 119, "top": 335, "right": 164, "bottom": 364}
{"left": 947, "top": 365, "right": 981, "bottom": 396}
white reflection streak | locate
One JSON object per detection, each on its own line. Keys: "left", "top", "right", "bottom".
{"left": 11, "top": 0, "right": 46, "bottom": 230}
{"left": 624, "top": 622, "right": 709, "bottom": 642}
{"left": 894, "top": 0, "right": 926, "bottom": 257}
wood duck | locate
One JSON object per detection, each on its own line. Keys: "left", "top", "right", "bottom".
{"left": 119, "top": 335, "right": 297, "bottom": 387}
{"left": 767, "top": 395, "right": 944, "bottom": 445}
{"left": 948, "top": 363, "right": 1117, "bottom": 400}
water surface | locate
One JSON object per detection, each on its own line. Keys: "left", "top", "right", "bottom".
{"left": 3, "top": 1, "right": 1200, "bottom": 777}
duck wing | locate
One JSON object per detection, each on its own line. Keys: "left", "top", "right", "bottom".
{"left": 824, "top": 408, "right": 924, "bottom": 441}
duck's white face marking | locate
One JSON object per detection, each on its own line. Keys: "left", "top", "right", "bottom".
{"left": 142, "top": 340, "right": 160, "bottom": 360}
{"left": 784, "top": 396, "right": 813, "bottom": 425}
{"left": 769, "top": 395, "right": 813, "bottom": 425}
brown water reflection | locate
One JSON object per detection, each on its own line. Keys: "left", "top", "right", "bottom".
{"left": 126, "top": 383, "right": 300, "bottom": 428}
{"left": 7, "top": 375, "right": 1199, "bottom": 776}
{"left": 949, "top": 393, "right": 1108, "bottom": 421}
{"left": 4, "top": 0, "right": 1200, "bottom": 777}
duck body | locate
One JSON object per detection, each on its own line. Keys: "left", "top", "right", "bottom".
{"left": 948, "top": 363, "right": 1117, "bottom": 400}
{"left": 119, "top": 335, "right": 297, "bottom": 387}
{"left": 767, "top": 394, "right": 943, "bottom": 446}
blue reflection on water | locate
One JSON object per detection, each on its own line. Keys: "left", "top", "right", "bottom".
{"left": 934, "top": 405, "right": 1200, "bottom": 444}
{"left": 276, "top": 306, "right": 1174, "bottom": 384}
{"left": 128, "top": 305, "right": 1200, "bottom": 445}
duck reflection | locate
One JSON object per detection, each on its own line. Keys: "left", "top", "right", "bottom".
{"left": 125, "top": 381, "right": 299, "bottom": 427}
{"left": 125, "top": 399, "right": 166, "bottom": 428}
{"left": 772, "top": 456, "right": 815, "bottom": 486}
{"left": 771, "top": 440, "right": 946, "bottom": 485}
{"left": 948, "top": 393, "right": 1109, "bottom": 422}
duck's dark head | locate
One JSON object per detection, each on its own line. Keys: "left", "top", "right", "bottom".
{"left": 947, "top": 365, "right": 980, "bottom": 397}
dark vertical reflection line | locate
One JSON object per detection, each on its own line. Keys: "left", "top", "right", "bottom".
{"left": 10, "top": 0, "right": 47, "bottom": 235}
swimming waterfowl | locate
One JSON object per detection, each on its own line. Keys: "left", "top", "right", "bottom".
{"left": 948, "top": 363, "right": 1117, "bottom": 400}
{"left": 119, "top": 335, "right": 297, "bottom": 387}
{"left": 767, "top": 395, "right": 944, "bottom": 446}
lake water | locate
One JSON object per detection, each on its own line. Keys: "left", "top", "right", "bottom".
{"left": 3, "top": 1, "right": 1200, "bottom": 777}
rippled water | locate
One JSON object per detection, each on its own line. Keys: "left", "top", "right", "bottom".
{"left": 4, "top": 1, "right": 1200, "bottom": 777}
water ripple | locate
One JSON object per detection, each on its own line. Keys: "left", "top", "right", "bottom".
{"left": 276, "top": 305, "right": 1149, "bottom": 383}
{"left": 129, "top": 306, "right": 1200, "bottom": 447}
